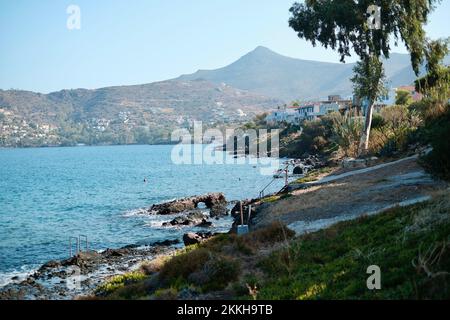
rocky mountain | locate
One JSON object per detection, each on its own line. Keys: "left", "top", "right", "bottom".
{"left": 178, "top": 46, "right": 447, "bottom": 101}
{"left": 0, "top": 79, "right": 281, "bottom": 147}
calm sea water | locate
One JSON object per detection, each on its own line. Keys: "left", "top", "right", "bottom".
{"left": 0, "top": 145, "right": 285, "bottom": 285}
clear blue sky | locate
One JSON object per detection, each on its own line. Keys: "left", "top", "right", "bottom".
{"left": 1, "top": 0, "right": 449, "bottom": 93}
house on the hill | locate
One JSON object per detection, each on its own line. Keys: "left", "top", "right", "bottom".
{"left": 357, "top": 85, "right": 423, "bottom": 116}
{"left": 297, "top": 95, "right": 352, "bottom": 121}
{"left": 266, "top": 95, "right": 353, "bottom": 124}
{"left": 265, "top": 105, "right": 301, "bottom": 125}
{"left": 356, "top": 88, "right": 397, "bottom": 115}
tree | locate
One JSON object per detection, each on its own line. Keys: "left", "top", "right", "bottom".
{"left": 289, "top": 0, "right": 441, "bottom": 154}
{"left": 351, "top": 55, "right": 387, "bottom": 153}
{"left": 415, "top": 38, "right": 450, "bottom": 118}
{"left": 395, "top": 90, "right": 413, "bottom": 106}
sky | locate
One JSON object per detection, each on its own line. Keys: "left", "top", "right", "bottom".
{"left": 1, "top": 0, "right": 449, "bottom": 93}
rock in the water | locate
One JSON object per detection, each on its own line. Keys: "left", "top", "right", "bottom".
{"left": 38, "top": 260, "right": 61, "bottom": 272}
{"left": 61, "top": 250, "right": 103, "bottom": 271}
{"left": 196, "top": 219, "right": 213, "bottom": 228}
{"left": 149, "top": 193, "right": 227, "bottom": 217}
{"left": 162, "top": 210, "right": 207, "bottom": 227}
{"left": 152, "top": 239, "right": 181, "bottom": 246}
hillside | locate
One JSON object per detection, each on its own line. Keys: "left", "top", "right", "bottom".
{"left": 0, "top": 80, "right": 281, "bottom": 147}
{"left": 178, "top": 46, "right": 449, "bottom": 101}
{"left": 2, "top": 46, "right": 448, "bottom": 148}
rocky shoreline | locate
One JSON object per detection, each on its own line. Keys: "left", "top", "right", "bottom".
{"left": 0, "top": 242, "right": 177, "bottom": 300}
{"left": 0, "top": 193, "right": 230, "bottom": 300}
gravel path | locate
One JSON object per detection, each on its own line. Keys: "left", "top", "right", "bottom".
{"left": 252, "top": 157, "right": 447, "bottom": 229}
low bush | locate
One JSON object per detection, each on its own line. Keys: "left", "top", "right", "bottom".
{"left": 158, "top": 248, "right": 210, "bottom": 283}
{"left": 95, "top": 271, "right": 148, "bottom": 297}
{"left": 419, "top": 105, "right": 450, "bottom": 180}
{"left": 369, "top": 105, "right": 422, "bottom": 156}
{"left": 370, "top": 113, "right": 386, "bottom": 129}
{"left": 189, "top": 255, "right": 241, "bottom": 291}
{"left": 329, "top": 112, "right": 363, "bottom": 157}
{"left": 152, "top": 287, "right": 179, "bottom": 300}
{"left": 244, "top": 221, "right": 295, "bottom": 245}
{"left": 280, "top": 116, "right": 335, "bottom": 158}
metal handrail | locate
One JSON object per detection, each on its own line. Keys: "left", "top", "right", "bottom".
{"left": 259, "top": 177, "right": 277, "bottom": 198}
{"left": 259, "top": 162, "right": 295, "bottom": 198}
{"left": 69, "top": 236, "right": 79, "bottom": 257}
{"left": 79, "top": 235, "right": 88, "bottom": 252}
{"left": 69, "top": 235, "right": 89, "bottom": 258}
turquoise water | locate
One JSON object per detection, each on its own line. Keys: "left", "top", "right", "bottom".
{"left": 0, "top": 145, "right": 284, "bottom": 284}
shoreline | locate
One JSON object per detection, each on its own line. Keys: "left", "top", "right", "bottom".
{"left": 0, "top": 242, "right": 179, "bottom": 300}
{"left": 0, "top": 142, "right": 181, "bottom": 151}
{"left": 0, "top": 193, "right": 235, "bottom": 300}
{"left": 0, "top": 148, "right": 296, "bottom": 300}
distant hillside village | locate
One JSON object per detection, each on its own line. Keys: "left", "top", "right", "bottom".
{"left": 265, "top": 85, "right": 423, "bottom": 125}
{"left": 0, "top": 83, "right": 425, "bottom": 148}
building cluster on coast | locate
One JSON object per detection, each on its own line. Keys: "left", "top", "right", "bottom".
{"left": 265, "top": 85, "right": 423, "bottom": 125}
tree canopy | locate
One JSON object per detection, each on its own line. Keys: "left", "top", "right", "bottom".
{"left": 289, "top": 0, "right": 440, "bottom": 75}
{"left": 351, "top": 55, "right": 387, "bottom": 106}
{"left": 396, "top": 90, "right": 413, "bottom": 105}
{"left": 415, "top": 38, "right": 450, "bottom": 98}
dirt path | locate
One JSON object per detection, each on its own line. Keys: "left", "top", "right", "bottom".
{"left": 252, "top": 157, "right": 448, "bottom": 231}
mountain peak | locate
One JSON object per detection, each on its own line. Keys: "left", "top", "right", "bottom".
{"left": 253, "top": 46, "right": 273, "bottom": 52}
{"left": 177, "top": 47, "right": 418, "bottom": 101}
{"left": 247, "top": 46, "right": 277, "bottom": 56}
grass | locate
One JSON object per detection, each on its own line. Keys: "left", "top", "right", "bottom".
{"left": 294, "top": 167, "right": 334, "bottom": 184}
{"left": 261, "top": 195, "right": 281, "bottom": 203}
{"left": 254, "top": 192, "right": 450, "bottom": 300}
{"left": 92, "top": 192, "right": 450, "bottom": 300}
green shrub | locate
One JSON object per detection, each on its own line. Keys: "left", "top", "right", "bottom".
{"left": 395, "top": 89, "right": 413, "bottom": 106}
{"left": 420, "top": 106, "right": 450, "bottom": 180}
{"left": 159, "top": 248, "right": 210, "bottom": 283}
{"left": 371, "top": 113, "right": 386, "bottom": 129}
{"left": 153, "top": 287, "right": 179, "bottom": 300}
{"left": 189, "top": 255, "right": 241, "bottom": 291}
{"left": 370, "top": 105, "right": 422, "bottom": 156}
{"left": 95, "top": 272, "right": 147, "bottom": 296}
{"left": 245, "top": 221, "right": 295, "bottom": 244}
{"left": 280, "top": 117, "right": 335, "bottom": 157}
{"left": 330, "top": 112, "right": 363, "bottom": 157}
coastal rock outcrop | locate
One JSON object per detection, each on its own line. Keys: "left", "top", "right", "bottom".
{"left": 162, "top": 210, "right": 207, "bottom": 227}
{"left": 149, "top": 193, "right": 227, "bottom": 217}
{"left": 183, "top": 232, "right": 215, "bottom": 246}
{"left": 0, "top": 242, "right": 177, "bottom": 300}
{"left": 292, "top": 154, "right": 325, "bottom": 175}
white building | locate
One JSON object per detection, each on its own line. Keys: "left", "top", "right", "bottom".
{"left": 296, "top": 102, "right": 342, "bottom": 121}
{"left": 265, "top": 107, "right": 301, "bottom": 125}
{"left": 265, "top": 96, "right": 353, "bottom": 125}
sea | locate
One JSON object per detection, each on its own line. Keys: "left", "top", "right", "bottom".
{"left": 0, "top": 144, "right": 286, "bottom": 286}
